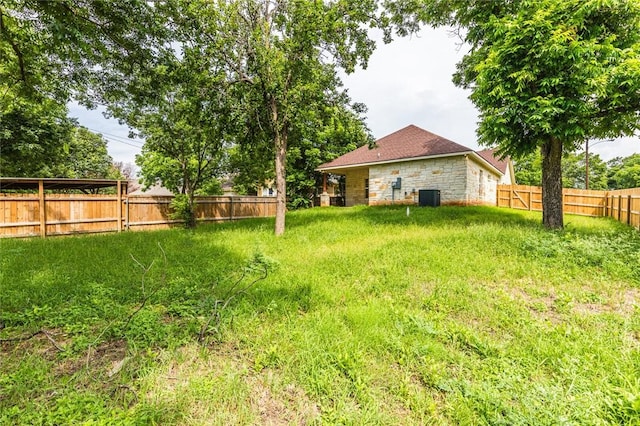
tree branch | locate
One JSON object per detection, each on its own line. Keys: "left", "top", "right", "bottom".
{"left": 58, "top": 2, "right": 131, "bottom": 53}
{"left": 0, "top": 329, "right": 66, "bottom": 352}
{"left": 0, "top": 11, "right": 27, "bottom": 83}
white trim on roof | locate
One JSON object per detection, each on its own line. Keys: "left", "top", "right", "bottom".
{"left": 318, "top": 151, "right": 505, "bottom": 177}
{"left": 467, "top": 152, "right": 505, "bottom": 177}
{"left": 318, "top": 151, "right": 471, "bottom": 171}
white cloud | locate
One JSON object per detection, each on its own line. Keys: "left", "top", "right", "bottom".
{"left": 342, "top": 27, "right": 481, "bottom": 150}
{"left": 589, "top": 137, "right": 640, "bottom": 161}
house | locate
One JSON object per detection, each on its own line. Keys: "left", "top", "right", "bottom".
{"left": 316, "top": 125, "right": 515, "bottom": 207}
{"left": 220, "top": 175, "right": 277, "bottom": 197}
{"left": 257, "top": 180, "right": 277, "bottom": 197}
{"left": 128, "top": 182, "right": 174, "bottom": 196}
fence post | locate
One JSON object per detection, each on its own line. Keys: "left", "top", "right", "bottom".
{"left": 230, "top": 196, "right": 234, "bottom": 220}
{"left": 628, "top": 195, "right": 633, "bottom": 225}
{"left": 528, "top": 188, "right": 532, "bottom": 211}
{"left": 609, "top": 195, "right": 613, "bottom": 218}
{"left": 116, "top": 180, "right": 122, "bottom": 232}
{"left": 508, "top": 188, "right": 513, "bottom": 208}
{"left": 618, "top": 195, "right": 623, "bottom": 221}
{"left": 38, "top": 179, "right": 46, "bottom": 238}
{"left": 125, "top": 197, "right": 130, "bottom": 230}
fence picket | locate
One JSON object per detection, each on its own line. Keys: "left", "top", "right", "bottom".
{"left": 497, "top": 185, "right": 640, "bottom": 230}
{"left": 0, "top": 194, "right": 277, "bottom": 238}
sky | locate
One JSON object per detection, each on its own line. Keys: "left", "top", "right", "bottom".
{"left": 68, "top": 26, "right": 640, "bottom": 167}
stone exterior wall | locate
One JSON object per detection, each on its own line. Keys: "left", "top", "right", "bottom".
{"left": 337, "top": 155, "right": 506, "bottom": 207}
{"left": 465, "top": 157, "right": 502, "bottom": 205}
{"left": 343, "top": 168, "right": 369, "bottom": 207}
{"left": 499, "top": 163, "right": 513, "bottom": 185}
{"left": 368, "top": 156, "right": 470, "bottom": 205}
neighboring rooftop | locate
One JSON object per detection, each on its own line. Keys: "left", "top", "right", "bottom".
{"left": 129, "top": 183, "right": 174, "bottom": 196}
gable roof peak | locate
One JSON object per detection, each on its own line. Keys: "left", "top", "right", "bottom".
{"left": 318, "top": 124, "right": 473, "bottom": 170}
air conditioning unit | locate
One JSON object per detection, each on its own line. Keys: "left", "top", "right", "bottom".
{"left": 418, "top": 189, "right": 440, "bottom": 207}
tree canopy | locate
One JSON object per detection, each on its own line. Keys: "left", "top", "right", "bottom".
{"left": 608, "top": 153, "right": 640, "bottom": 189}
{"left": 63, "top": 127, "right": 121, "bottom": 179}
{"left": 0, "top": 108, "right": 120, "bottom": 179}
{"left": 515, "top": 149, "right": 609, "bottom": 190}
{"left": 0, "top": 92, "right": 74, "bottom": 177}
{"left": 419, "top": 0, "right": 640, "bottom": 228}
{"left": 1, "top": 0, "right": 165, "bottom": 104}
{"left": 1, "top": 0, "right": 165, "bottom": 179}
{"left": 190, "top": 0, "right": 384, "bottom": 235}
{"left": 117, "top": 0, "right": 384, "bottom": 235}
{"left": 121, "top": 40, "right": 230, "bottom": 205}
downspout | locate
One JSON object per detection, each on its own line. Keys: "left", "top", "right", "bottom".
{"left": 464, "top": 154, "right": 470, "bottom": 206}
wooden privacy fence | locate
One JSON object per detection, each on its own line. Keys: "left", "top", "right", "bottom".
{"left": 0, "top": 194, "right": 277, "bottom": 238}
{"left": 497, "top": 185, "right": 640, "bottom": 230}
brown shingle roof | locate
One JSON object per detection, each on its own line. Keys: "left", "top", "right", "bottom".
{"left": 476, "top": 149, "right": 508, "bottom": 174}
{"left": 318, "top": 125, "right": 472, "bottom": 170}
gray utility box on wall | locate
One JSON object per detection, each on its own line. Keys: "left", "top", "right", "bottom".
{"left": 418, "top": 189, "right": 441, "bottom": 207}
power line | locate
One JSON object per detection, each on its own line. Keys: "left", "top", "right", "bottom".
{"left": 86, "top": 127, "right": 145, "bottom": 147}
{"left": 102, "top": 136, "right": 143, "bottom": 150}
{"left": 99, "top": 132, "right": 144, "bottom": 146}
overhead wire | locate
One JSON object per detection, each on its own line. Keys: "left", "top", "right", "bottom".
{"left": 103, "top": 137, "right": 143, "bottom": 150}
{"left": 85, "top": 127, "right": 145, "bottom": 149}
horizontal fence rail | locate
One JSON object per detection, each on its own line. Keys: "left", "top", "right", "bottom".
{"left": 0, "top": 193, "right": 277, "bottom": 238}
{"left": 497, "top": 185, "right": 640, "bottom": 230}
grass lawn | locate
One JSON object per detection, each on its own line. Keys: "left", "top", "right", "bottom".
{"left": 1, "top": 205, "right": 640, "bottom": 425}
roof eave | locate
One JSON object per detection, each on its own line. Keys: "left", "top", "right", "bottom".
{"left": 317, "top": 151, "right": 475, "bottom": 172}
{"left": 467, "top": 152, "right": 505, "bottom": 177}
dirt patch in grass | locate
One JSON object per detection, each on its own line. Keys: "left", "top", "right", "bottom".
{"left": 0, "top": 328, "right": 71, "bottom": 360}
{"left": 507, "top": 287, "right": 562, "bottom": 324}
{"left": 572, "top": 303, "right": 609, "bottom": 315}
{"left": 145, "top": 343, "right": 320, "bottom": 424}
{"left": 54, "top": 339, "right": 128, "bottom": 379}
{"left": 248, "top": 370, "right": 320, "bottom": 425}
{"left": 0, "top": 329, "right": 129, "bottom": 375}
{"left": 619, "top": 288, "right": 639, "bottom": 315}
{"left": 510, "top": 285, "right": 639, "bottom": 323}
{"left": 573, "top": 288, "right": 639, "bottom": 316}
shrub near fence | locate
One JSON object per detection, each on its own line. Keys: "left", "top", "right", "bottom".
{"left": 125, "top": 196, "right": 278, "bottom": 232}
{"left": 497, "top": 185, "right": 640, "bottom": 230}
{"left": 0, "top": 194, "right": 277, "bottom": 238}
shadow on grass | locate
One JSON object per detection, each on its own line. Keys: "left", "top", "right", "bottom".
{"left": 0, "top": 229, "right": 245, "bottom": 319}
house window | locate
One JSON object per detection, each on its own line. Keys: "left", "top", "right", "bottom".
{"left": 365, "top": 179, "right": 369, "bottom": 199}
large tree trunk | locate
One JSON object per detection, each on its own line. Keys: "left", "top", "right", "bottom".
{"left": 541, "top": 137, "right": 564, "bottom": 229}
{"left": 274, "top": 130, "right": 287, "bottom": 236}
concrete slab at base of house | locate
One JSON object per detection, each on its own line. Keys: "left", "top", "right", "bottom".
{"left": 317, "top": 125, "right": 515, "bottom": 207}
